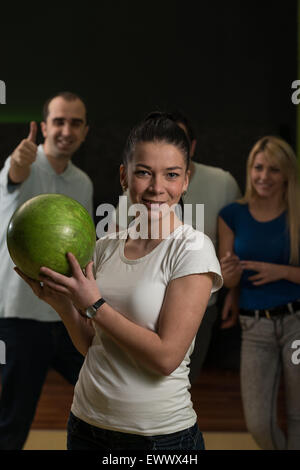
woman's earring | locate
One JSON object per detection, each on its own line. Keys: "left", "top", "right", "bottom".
{"left": 122, "top": 185, "right": 127, "bottom": 193}
{"left": 182, "top": 190, "right": 187, "bottom": 197}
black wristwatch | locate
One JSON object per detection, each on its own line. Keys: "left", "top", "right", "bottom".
{"left": 85, "top": 298, "right": 106, "bottom": 319}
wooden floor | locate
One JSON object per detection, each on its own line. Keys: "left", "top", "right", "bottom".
{"left": 30, "top": 366, "right": 287, "bottom": 432}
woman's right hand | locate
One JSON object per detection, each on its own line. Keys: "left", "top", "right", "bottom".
{"left": 220, "top": 287, "right": 240, "bottom": 329}
{"left": 14, "top": 267, "right": 73, "bottom": 315}
{"left": 220, "top": 251, "right": 243, "bottom": 287}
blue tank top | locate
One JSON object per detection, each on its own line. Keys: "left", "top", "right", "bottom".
{"left": 219, "top": 202, "right": 300, "bottom": 309}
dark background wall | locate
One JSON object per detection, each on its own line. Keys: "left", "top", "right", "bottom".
{"left": 0, "top": 1, "right": 297, "bottom": 218}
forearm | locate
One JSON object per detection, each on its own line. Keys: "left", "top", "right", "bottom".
{"left": 57, "top": 304, "right": 95, "bottom": 356}
{"left": 9, "top": 160, "right": 30, "bottom": 183}
{"left": 15, "top": 264, "right": 95, "bottom": 355}
{"left": 281, "top": 265, "right": 300, "bottom": 284}
{"left": 222, "top": 271, "right": 242, "bottom": 289}
{"left": 93, "top": 303, "right": 172, "bottom": 375}
{"left": 38, "top": 258, "right": 212, "bottom": 375}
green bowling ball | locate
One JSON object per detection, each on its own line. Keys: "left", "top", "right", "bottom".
{"left": 7, "top": 193, "right": 96, "bottom": 280}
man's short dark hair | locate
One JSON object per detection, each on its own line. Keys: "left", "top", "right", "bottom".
{"left": 42, "top": 91, "right": 88, "bottom": 124}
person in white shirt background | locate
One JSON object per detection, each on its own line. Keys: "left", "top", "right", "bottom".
{"left": 0, "top": 91, "right": 93, "bottom": 450}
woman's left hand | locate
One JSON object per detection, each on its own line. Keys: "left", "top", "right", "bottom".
{"left": 240, "top": 260, "right": 286, "bottom": 285}
{"left": 39, "top": 252, "right": 101, "bottom": 310}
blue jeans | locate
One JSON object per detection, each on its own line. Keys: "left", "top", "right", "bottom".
{"left": 240, "top": 310, "right": 300, "bottom": 450}
{"left": 0, "top": 318, "right": 84, "bottom": 450}
{"left": 67, "top": 412, "right": 205, "bottom": 450}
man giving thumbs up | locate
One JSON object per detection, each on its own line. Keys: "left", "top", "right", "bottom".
{"left": 0, "top": 91, "right": 94, "bottom": 449}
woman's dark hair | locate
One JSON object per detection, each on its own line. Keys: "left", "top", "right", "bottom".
{"left": 122, "top": 111, "right": 191, "bottom": 171}
{"left": 168, "top": 109, "right": 196, "bottom": 144}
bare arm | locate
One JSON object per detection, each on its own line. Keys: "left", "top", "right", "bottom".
{"left": 218, "top": 216, "right": 243, "bottom": 288}
{"left": 284, "top": 265, "right": 300, "bottom": 284}
{"left": 240, "top": 261, "right": 300, "bottom": 286}
{"left": 220, "top": 286, "right": 240, "bottom": 329}
{"left": 39, "top": 254, "right": 214, "bottom": 376}
{"left": 92, "top": 273, "right": 213, "bottom": 375}
{"left": 15, "top": 268, "right": 94, "bottom": 356}
{"left": 54, "top": 306, "right": 95, "bottom": 356}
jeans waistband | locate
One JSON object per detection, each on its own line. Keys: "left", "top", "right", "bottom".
{"left": 240, "top": 300, "right": 300, "bottom": 319}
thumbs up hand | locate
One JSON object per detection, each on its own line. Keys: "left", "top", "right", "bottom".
{"left": 27, "top": 121, "right": 37, "bottom": 143}
{"left": 11, "top": 121, "right": 38, "bottom": 168}
{"left": 9, "top": 122, "right": 38, "bottom": 183}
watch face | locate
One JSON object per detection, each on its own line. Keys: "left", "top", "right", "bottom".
{"left": 86, "top": 307, "right": 96, "bottom": 319}
{"left": 86, "top": 299, "right": 105, "bottom": 318}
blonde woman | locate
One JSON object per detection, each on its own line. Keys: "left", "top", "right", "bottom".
{"left": 218, "top": 136, "right": 300, "bottom": 450}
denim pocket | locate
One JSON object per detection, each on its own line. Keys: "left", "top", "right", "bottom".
{"left": 239, "top": 314, "right": 259, "bottom": 331}
{"left": 187, "top": 423, "right": 205, "bottom": 450}
{"left": 151, "top": 423, "right": 204, "bottom": 450}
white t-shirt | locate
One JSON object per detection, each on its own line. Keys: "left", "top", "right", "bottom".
{"left": 0, "top": 144, "right": 93, "bottom": 321}
{"left": 71, "top": 224, "right": 222, "bottom": 435}
{"left": 111, "top": 161, "right": 240, "bottom": 308}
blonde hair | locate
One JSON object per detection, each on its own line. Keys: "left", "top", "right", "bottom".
{"left": 239, "top": 135, "right": 300, "bottom": 265}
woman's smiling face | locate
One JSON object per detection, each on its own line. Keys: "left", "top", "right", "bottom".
{"left": 250, "top": 151, "right": 287, "bottom": 200}
{"left": 120, "top": 141, "right": 189, "bottom": 222}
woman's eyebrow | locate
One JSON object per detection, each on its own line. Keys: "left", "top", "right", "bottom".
{"left": 135, "top": 163, "right": 183, "bottom": 170}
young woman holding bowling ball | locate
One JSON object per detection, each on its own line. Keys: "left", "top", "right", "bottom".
{"left": 16, "top": 113, "right": 222, "bottom": 451}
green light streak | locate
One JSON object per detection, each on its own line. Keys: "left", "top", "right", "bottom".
{"left": 0, "top": 113, "right": 41, "bottom": 123}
